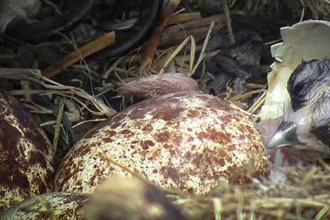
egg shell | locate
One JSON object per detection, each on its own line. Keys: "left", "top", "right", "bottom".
{"left": 0, "top": 90, "right": 54, "bottom": 212}
{"left": 55, "top": 92, "right": 269, "bottom": 194}
{"left": 0, "top": 192, "right": 88, "bottom": 220}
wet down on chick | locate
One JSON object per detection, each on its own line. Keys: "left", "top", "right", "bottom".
{"left": 266, "top": 59, "right": 330, "bottom": 158}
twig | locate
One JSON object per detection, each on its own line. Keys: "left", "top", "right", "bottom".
{"left": 191, "top": 21, "right": 215, "bottom": 76}
{"left": 53, "top": 99, "right": 65, "bottom": 152}
{"left": 138, "top": 0, "right": 181, "bottom": 75}
{"left": 168, "top": 12, "right": 202, "bottom": 24}
{"left": 42, "top": 32, "right": 115, "bottom": 78}
{"left": 222, "top": 0, "right": 235, "bottom": 44}
{"left": 248, "top": 91, "right": 266, "bottom": 114}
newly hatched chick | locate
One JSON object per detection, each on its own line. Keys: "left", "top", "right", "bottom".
{"left": 266, "top": 59, "right": 330, "bottom": 156}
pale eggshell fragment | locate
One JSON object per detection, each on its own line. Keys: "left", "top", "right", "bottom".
{"left": 0, "top": 90, "right": 54, "bottom": 212}
{"left": 55, "top": 92, "right": 269, "bottom": 194}
{"left": 259, "top": 20, "right": 330, "bottom": 120}
{"left": 0, "top": 192, "right": 88, "bottom": 220}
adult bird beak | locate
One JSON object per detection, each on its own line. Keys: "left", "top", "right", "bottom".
{"left": 265, "top": 121, "right": 302, "bottom": 149}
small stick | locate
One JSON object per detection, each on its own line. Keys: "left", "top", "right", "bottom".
{"left": 248, "top": 91, "right": 267, "bottom": 114}
{"left": 138, "top": 0, "right": 181, "bottom": 75}
{"left": 117, "top": 14, "right": 225, "bottom": 67}
{"left": 42, "top": 31, "right": 115, "bottom": 78}
{"left": 168, "top": 12, "right": 202, "bottom": 24}
{"left": 222, "top": 0, "right": 235, "bottom": 44}
{"left": 53, "top": 98, "right": 65, "bottom": 152}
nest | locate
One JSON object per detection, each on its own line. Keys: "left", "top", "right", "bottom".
{"left": 1, "top": 0, "right": 330, "bottom": 219}
{"left": 174, "top": 162, "right": 330, "bottom": 219}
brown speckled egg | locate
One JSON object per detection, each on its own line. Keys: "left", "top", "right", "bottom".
{"left": 0, "top": 192, "right": 88, "bottom": 220}
{"left": 0, "top": 90, "right": 54, "bottom": 212}
{"left": 55, "top": 92, "right": 269, "bottom": 194}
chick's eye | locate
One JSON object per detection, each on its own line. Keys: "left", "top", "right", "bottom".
{"left": 291, "top": 82, "right": 309, "bottom": 98}
{"left": 289, "top": 82, "right": 311, "bottom": 111}
{"left": 291, "top": 97, "right": 306, "bottom": 110}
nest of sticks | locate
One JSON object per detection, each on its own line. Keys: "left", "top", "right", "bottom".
{"left": 1, "top": 0, "right": 330, "bottom": 219}
{"left": 173, "top": 162, "right": 330, "bottom": 219}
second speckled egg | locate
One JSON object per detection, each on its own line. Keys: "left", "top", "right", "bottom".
{"left": 55, "top": 92, "right": 269, "bottom": 194}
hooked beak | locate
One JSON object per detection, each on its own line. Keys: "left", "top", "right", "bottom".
{"left": 265, "top": 121, "right": 302, "bottom": 149}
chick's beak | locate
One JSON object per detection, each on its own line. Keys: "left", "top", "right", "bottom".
{"left": 265, "top": 121, "right": 302, "bottom": 149}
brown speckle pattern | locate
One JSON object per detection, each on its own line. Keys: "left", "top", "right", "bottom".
{"left": 0, "top": 90, "right": 54, "bottom": 212}
{"left": 0, "top": 192, "right": 88, "bottom": 219}
{"left": 55, "top": 92, "right": 269, "bottom": 194}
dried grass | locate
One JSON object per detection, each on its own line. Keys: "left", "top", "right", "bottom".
{"left": 174, "top": 162, "right": 330, "bottom": 219}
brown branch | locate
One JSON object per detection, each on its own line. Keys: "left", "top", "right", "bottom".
{"left": 118, "top": 14, "right": 225, "bottom": 67}
{"left": 222, "top": 0, "right": 235, "bottom": 44}
{"left": 159, "top": 14, "right": 225, "bottom": 47}
{"left": 138, "top": 0, "right": 181, "bottom": 75}
{"left": 42, "top": 31, "right": 115, "bottom": 78}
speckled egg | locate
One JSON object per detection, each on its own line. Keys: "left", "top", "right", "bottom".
{"left": 0, "top": 192, "right": 88, "bottom": 220}
{"left": 0, "top": 90, "right": 54, "bottom": 212}
{"left": 55, "top": 92, "right": 269, "bottom": 194}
